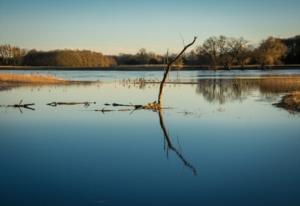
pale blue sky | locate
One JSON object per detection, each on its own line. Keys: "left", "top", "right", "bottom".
{"left": 0, "top": 0, "right": 299, "bottom": 54}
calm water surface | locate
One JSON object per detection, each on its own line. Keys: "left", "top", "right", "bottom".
{"left": 0, "top": 70, "right": 300, "bottom": 206}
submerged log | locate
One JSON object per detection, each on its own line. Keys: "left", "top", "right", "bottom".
{"left": 47, "top": 101, "right": 96, "bottom": 107}
{"left": 112, "top": 102, "right": 145, "bottom": 110}
{"left": 111, "top": 101, "right": 162, "bottom": 110}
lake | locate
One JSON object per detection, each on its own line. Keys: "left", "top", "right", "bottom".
{"left": 1, "top": 69, "right": 300, "bottom": 206}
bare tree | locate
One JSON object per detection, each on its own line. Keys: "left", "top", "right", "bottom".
{"left": 197, "top": 36, "right": 219, "bottom": 69}
{"left": 224, "top": 37, "right": 248, "bottom": 69}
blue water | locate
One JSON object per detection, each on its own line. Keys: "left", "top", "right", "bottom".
{"left": 0, "top": 70, "right": 300, "bottom": 206}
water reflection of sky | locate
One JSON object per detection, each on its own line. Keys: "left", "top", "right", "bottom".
{"left": 0, "top": 72, "right": 300, "bottom": 206}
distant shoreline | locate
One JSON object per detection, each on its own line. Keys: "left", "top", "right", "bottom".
{"left": 1, "top": 65, "right": 300, "bottom": 71}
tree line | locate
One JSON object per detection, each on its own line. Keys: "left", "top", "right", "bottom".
{"left": 0, "top": 47, "right": 116, "bottom": 67}
{"left": 0, "top": 35, "right": 299, "bottom": 68}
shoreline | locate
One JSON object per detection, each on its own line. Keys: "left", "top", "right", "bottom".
{"left": 1, "top": 65, "right": 300, "bottom": 71}
{"left": 0, "top": 73, "right": 93, "bottom": 91}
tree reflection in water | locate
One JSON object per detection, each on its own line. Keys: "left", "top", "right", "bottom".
{"left": 196, "top": 77, "right": 300, "bottom": 104}
{"left": 157, "top": 110, "right": 197, "bottom": 176}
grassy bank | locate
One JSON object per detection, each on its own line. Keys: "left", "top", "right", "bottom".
{"left": 0, "top": 73, "right": 93, "bottom": 91}
{"left": 0, "top": 73, "right": 65, "bottom": 84}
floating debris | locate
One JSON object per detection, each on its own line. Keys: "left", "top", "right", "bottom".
{"left": 47, "top": 101, "right": 96, "bottom": 107}
{"left": 0, "top": 100, "right": 35, "bottom": 111}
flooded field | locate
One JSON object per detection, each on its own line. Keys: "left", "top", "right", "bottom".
{"left": 0, "top": 69, "right": 300, "bottom": 206}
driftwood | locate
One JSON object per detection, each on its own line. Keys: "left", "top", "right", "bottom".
{"left": 109, "top": 102, "right": 166, "bottom": 111}
{"left": 47, "top": 101, "right": 96, "bottom": 107}
{"left": 94, "top": 108, "right": 115, "bottom": 113}
{"left": 0, "top": 100, "right": 35, "bottom": 111}
{"left": 94, "top": 108, "right": 133, "bottom": 113}
{"left": 112, "top": 103, "right": 143, "bottom": 109}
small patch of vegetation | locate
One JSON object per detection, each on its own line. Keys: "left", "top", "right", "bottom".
{"left": 0, "top": 73, "right": 65, "bottom": 84}
{"left": 275, "top": 92, "right": 300, "bottom": 112}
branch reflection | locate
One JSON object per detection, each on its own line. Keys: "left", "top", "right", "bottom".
{"left": 158, "top": 110, "right": 197, "bottom": 176}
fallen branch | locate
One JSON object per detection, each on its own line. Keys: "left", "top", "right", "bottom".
{"left": 0, "top": 100, "right": 35, "bottom": 110}
{"left": 94, "top": 108, "right": 133, "bottom": 113}
{"left": 94, "top": 108, "right": 115, "bottom": 113}
{"left": 47, "top": 101, "right": 96, "bottom": 107}
{"left": 112, "top": 103, "right": 143, "bottom": 109}
{"left": 111, "top": 101, "right": 165, "bottom": 110}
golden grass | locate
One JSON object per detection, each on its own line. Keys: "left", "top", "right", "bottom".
{"left": 0, "top": 73, "right": 65, "bottom": 84}
{"left": 275, "top": 92, "right": 300, "bottom": 112}
{"left": 259, "top": 77, "right": 300, "bottom": 93}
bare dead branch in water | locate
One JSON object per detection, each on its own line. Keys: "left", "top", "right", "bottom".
{"left": 157, "top": 36, "right": 197, "bottom": 105}
{"left": 101, "top": 37, "right": 196, "bottom": 111}
{"left": 158, "top": 110, "right": 197, "bottom": 175}
{"left": 111, "top": 102, "right": 162, "bottom": 110}
{"left": 94, "top": 108, "right": 115, "bottom": 113}
{"left": 93, "top": 107, "right": 134, "bottom": 113}
{"left": 111, "top": 103, "right": 144, "bottom": 109}
{"left": 47, "top": 101, "right": 96, "bottom": 107}
{"left": 0, "top": 100, "right": 35, "bottom": 111}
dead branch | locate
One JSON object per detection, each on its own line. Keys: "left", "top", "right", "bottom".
{"left": 157, "top": 36, "right": 197, "bottom": 105}
{"left": 111, "top": 101, "right": 164, "bottom": 110}
{"left": 94, "top": 108, "right": 133, "bottom": 113}
{"left": 0, "top": 100, "right": 35, "bottom": 110}
{"left": 111, "top": 102, "right": 148, "bottom": 110}
{"left": 102, "top": 37, "right": 197, "bottom": 111}
{"left": 94, "top": 108, "right": 115, "bottom": 113}
{"left": 47, "top": 101, "right": 96, "bottom": 107}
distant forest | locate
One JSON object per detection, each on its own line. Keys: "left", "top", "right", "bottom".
{"left": 0, "top": 35, "right": 299, "bottom": 69}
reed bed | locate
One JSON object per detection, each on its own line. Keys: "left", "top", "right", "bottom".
{"left": 0, "top": 73, "right": 65, "bottom": 84}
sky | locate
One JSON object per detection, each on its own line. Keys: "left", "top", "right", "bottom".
{"left": 0, "top": 0, "right": 300, "bottom": 55}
